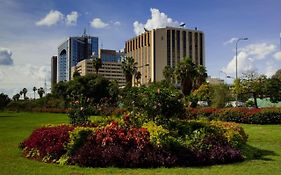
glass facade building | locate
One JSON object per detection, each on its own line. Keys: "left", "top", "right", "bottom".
{"left": 57, "top": 35, "right": 98, "bottom": 82}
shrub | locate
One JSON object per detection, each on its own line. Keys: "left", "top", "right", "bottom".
{"left": 20, "top": 125, "right": 74, "bottom": 162}
{"left": 142, "top": 121, "right": 169, "bottom": 146}
{"left": 70, "top": 122, "right": 176, "bottom": 167}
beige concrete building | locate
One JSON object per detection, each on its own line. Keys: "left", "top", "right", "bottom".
{"left": 71, "top": 59, "right": 126, "bottom": 87}
{"left": 125, "top": 27, "right": 205, "bottom": 85}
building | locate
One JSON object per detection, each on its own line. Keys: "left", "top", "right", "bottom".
{"left": 206, "top": 76, "right": 224, "bottom": 85}
{"left": 71, "top": 58, "right": 126, "bottom": 87}
{"left": 51, "top": 56, "right": 57, "bottom": 89}
{"left": 99, "top": 49, "right": 123, "bottom": 62}
{"left": 125, "top": 27, "right": 205, "bottom": 85}
{"left": 57, "top": 34, "right": 98, "bottom": 82}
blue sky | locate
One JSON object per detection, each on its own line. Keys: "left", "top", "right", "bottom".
{"left": 0, "top": 0, "right": 281, "bottom": 97}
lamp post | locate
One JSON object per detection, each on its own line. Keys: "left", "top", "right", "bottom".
{"left": 235, "top": 38, "right": 248, "bottom": 80}
{"left": 235, "top": 37, "right": 248, "bottom": 107}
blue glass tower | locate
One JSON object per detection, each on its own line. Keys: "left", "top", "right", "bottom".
{"left": 57, "top": 35, "right": 98, "bottom": 82}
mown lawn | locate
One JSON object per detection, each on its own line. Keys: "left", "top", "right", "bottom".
{"left": 0, "top": 112, "right": 280, "bottom": 175}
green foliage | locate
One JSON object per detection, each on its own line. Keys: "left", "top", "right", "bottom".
{"left": 210, "top": 84, "right": 231, "bottom": 108}
{"left": 121, "top": 83, "right": 185, "bottom": 124}
{"left": 266, "top": 78, "right": 281, "bottom": 103}
{"left": 142, "top": 121, "right": 169, "bottom": 146}
{"left": 121, "top": 56, "right": 137, "bottom": 87}
{"left": 0, "top": 93, "right": 11, "bottom": 110}
{"left": 162, "top": 66, "right": 175, "bottom": 85}
{"left": 92, "top": 56, "right": 102, "bottom": 74}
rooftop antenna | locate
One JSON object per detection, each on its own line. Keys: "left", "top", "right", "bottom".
{"left": 180, "top": 23, "right": 186, "bottom": 28}
{"left": 83, "top": 28, "right": 87, "bottom": 37}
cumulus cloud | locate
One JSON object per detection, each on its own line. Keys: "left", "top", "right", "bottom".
{"left": 223, "top": 37, "right": 238, "bottom": 45}
{"left": 264, "top": 61, "right": 278, "bottom": 77}
{"left": 0, "top": 48, "right": 13, "bottom": 66}
{"left": 241, "top": 43, "right": 276, "bottom": 60}
{"left": 273, "top": 51, "right": 281, "bottom": 61}
{"left": 133, "top": 8, "right": 181, "bottom": 35}
{"left": 90, "top": 18, "right": 109, "bottom": 29}
{"left": 113, "top": 21, "right": 121, "bottom": 26}
{"left": 66, "top": 11, "right": 78, "bottom": 26}
{"left": 36, "top": 10, "right": 64, "bottom": 26}
{"left": 222, "top": 43, "right": 276, "bottom": 75}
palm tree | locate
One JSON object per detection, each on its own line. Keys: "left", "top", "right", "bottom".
{"left": 135, "top": 71, "right": 142, "bottom": 86}
{"left": 13, "top": 94, "right": 20, "bottom": 101}
{"left": 33, "top": 87, "right": 37, "bottom": 99}
{"left": 22, "top": 88, "right": 28, "bottom": 100}
{"left": 121, "top": 56, "right": 137, "bottom": 87}
{"left": 37, "top": 87, "right": 45, "bottom": 98}
{"left": 175, "top": 57, "right": 197, "bottom": 96}
{"left": 92, "top": 56, "right": 102, "bottom": 75}
{"left": 163, "top": 66, "right": 175, "bottom": 85}
{"left": 19, "top": 90, "right": 23, "bottom": 100}
{"left": 194, "top": 65, "right": 207, "bottom": 89}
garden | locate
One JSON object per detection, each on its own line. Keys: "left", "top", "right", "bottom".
{"left": 1, "top": 57, "right": 281, "bottom": 174}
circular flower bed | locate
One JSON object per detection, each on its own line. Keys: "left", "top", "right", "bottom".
{"left": 19, "top": 115, "right": 247, "bottom": 167}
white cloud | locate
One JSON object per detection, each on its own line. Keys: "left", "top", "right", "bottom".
{"left": 264, "top": 61, "right": 278, "bottom": 77}
{"left": 0, "top": 47, "right": 13, "bottom": 65}
{"left": 273, "top": 51, "right": 281, "bottom": 61}
{"left": 90, "top": 18, "right": 109, "bottom": 29}
{"left": 222, "top": 43, "right": 276, "bottom": 76}
{"left": 36, "top": 10, "right": 64, "bottom": 27}
{"left": 133, "top": 8, "right": 181, "bottom": 35}
{"left": 66, "top": 11, "right": 78, "bottom": 26}
{"left": 224, "top": 37, "right": 238, "bottom": 45}
{"left": 242, "top": 43, "right": 276, "bottom": 60}
{"left": 113, "top": 21, "right": 121, "bottom": 26}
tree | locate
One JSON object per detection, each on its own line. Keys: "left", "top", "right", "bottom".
{"left": 19, "top": 90, "right": 23, "bottom": 99}
{"left": 194, "top": 65, "right": 207, "bottom": 89}
{"left": 239, "top": 71, "right": 267, "bottom": 108}
{"left": 175, "top": 57, "right": 197, "bottom": 96}
{"left": 162, "top": 66, "right": 175, "bottom": 85}
{"left": 22, "top": 88, "right": 28, "bottom": 99}
{"left": 0, "top": 93, "right": 11, "bottom": 110}
{"left": 37, "top": 87, "right": 45, "bottom": 98}
{"left": 73, "top": 70, "right": 81, "bottom": 78}
{"left": 121, "top": 56, "right": 137, "bottom": 87}
{"left": 135, "top": 71, "right": 141, "bottom": 86}
{"left": 272, "top": 69, "right": 281, "bottom": 81}
{"left": 33, "top": 87, "right": 37, "bottom": 99}
{"left": 13, "top": 94, "right": 20, "bottom": 101}
{"left": 92, "top": 56, "right": 102, "bottom": 75}
{"left": 210, "top": 84, "right": 231, "bottom": 108}
{"left": 265, "top": 78, "right": 281, "bottom": 103}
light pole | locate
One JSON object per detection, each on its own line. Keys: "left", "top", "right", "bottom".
{"left": 235, "top": 38, "right": 248, "bottom": 80}
{"left": 235, "top": 37, "right": 248, "bottom": 106}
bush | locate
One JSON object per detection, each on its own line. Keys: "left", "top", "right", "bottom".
{"left": 121, "top": 83, "right": 185, "bottom": 125}
{"left": 20, "top": 125, "right": 74, "bottom": 162}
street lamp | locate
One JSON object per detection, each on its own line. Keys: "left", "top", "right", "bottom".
{"left": 235, "top": 38, "right": 248, "bottom": 79}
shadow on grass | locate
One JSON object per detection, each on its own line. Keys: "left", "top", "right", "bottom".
{"left": 242, "top": 144, "right": 278, "bottom": 161}
{"left": 0, "top": 115, "right": 17, "bottom": 118}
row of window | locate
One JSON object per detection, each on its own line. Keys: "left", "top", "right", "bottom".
{"left": 125, "top": 32, "right": 151, "bottom": 52}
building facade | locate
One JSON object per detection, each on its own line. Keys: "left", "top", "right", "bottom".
{"left": 57, "top": 35, "right": 98, "bottom": 82}
{"left": 99, "top": 49, "right": 123, "bottom": 62}
{"left": 125, "top": 27, "right": 205, "bottom": 85}
{"left": 71, "top": 59, "right": 126, "bottom": 87}
{"left": 51, "top": 56, "right": 57, "bottom": 89}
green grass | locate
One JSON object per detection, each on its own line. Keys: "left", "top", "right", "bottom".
{"left": 0, "top": 112, "right": 281, "bottom": 175}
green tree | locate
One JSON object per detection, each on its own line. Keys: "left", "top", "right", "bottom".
{"left": 13, "top": 94, "right": 20, "bottom": 101}
{"left": 162, "top": 66, "right": 175, "bottom": 85}
{"left": 0, "top": 93, "right": 11, "bottom": 110}
{"left": 33, "top": 87, "right": 37, "bottom": 99}
{"left": 239, "top": 71, "right": 267, "bottom": 108}
{"left": 135, "top": 71, "right": 141, "bottom": 86}
{"left": 194, "top": 65, "right": 207, "bottom": 89}
{"left": 92, "top": 56, "right": 102, "bottom": 75}
{"left": 175, "top": 57, "right": 197, "bottom": 96}
{"left": 37, "top": 87, "right": 45, "bottom": 98}
{"left": 210, "top": 84, "right": 231, "bottom": 108}
{"left": 19, "top": 90, "right": 23, "bottom": 99}
{"left": 272, "top": 69, "right": 281, "bottom": 81}
{"left": 121, "top": 56, "right": 137, "bottom": 87}
{"left": 22, "top": 88, "right": 27, "bottom": 99}
{"left": 73, "top": 70, "right": 81, "bottom": 78}
{"left": 265, "top": 78, "right": 281, "bottom": 103}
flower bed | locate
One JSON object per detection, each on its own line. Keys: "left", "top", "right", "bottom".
{"left": 187, "top": 107, "right": 281, "bottom": 124}
{"left": 19, "top": 115, "right": 247, "bottom": 167}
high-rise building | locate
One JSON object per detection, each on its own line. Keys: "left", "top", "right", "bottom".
{"left": 57, "top": 34, "right": 98, "bottom": 82}
{"left": 71, "top": 58, "right": 126, "bottom": 87}
{"left": 51, "top": 56, "right": 57, "bottom": 89}
{"left": 99, "top": 49, "right": 123, "bottom": 62}
{"left": 125, "top": 27, "right": 205, "bottom": 85}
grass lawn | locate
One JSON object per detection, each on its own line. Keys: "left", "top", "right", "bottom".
{"left": 0, "top": 112, "right": 281, "bottom": 175}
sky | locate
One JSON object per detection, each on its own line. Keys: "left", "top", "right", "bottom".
{"left": 1, "top": 0, "right": 281, "bottom": 98}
